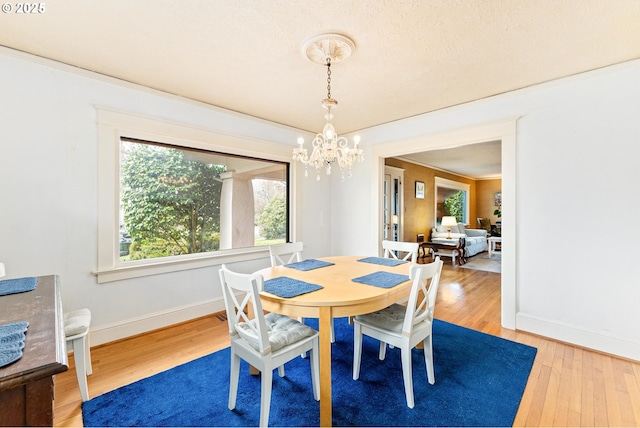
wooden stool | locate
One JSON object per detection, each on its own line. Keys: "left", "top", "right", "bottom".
{"left": 64, "top": 308, "right": 92, "bottom": 402}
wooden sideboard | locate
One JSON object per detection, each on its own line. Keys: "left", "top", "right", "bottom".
{"left": 0, "top": 275, "right": 68, "bottom": 426}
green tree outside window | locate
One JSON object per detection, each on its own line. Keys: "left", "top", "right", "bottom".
{"left": 120, "top": 142, "right": 224, "bottom": 260}
{"left": 443, "top": 191, "right": 465, "bottom": 223}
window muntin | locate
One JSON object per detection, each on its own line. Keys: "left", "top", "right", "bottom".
{"left": 118, "top": 137, "right": 288, "bottom": 263}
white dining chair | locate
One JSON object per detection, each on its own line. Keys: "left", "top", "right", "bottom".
{"left": 268, "top": 241, "right": 303, "bottom": 266}
{"left": 352, "top": 257, "right": 443, "bottom": 408}
{"left": 268, "top": 242, "right": 335, "bottom": 343}
{"left": 64, "top": 308, "right": 93, "bottom": 402}
{"left": 382, "top": 240, "right": 420, "bottom": 306}
{"left": 382, "top": 240, "right": 419, "bottom": 263}
{"left": 219, "top": 265, "right": 320, "bottom": 427}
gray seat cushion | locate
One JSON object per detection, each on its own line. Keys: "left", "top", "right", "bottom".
{"left": 355, "top": 303, "right": 407, "bottom": 334}
{"left": 235, "top": 312, "right": 317, "bottom": 352}
{"left": 64, "top": 308, "right": 91, "bottom": 337}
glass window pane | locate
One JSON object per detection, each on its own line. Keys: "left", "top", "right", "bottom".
{"left": 119, "top": 138, "right": 288, "bottom": 262}
{"left": 435, "top": 178, "right": 469, "bottom": 225}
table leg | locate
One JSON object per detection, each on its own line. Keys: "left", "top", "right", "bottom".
{"left": 458, "top": 249, "right": 466, "bottom": 265}
{"left": 457, "top": 239, "right": 466, "bottom": 265}
{"left": 319, "top": 306, "right": 333, "bottom": 427}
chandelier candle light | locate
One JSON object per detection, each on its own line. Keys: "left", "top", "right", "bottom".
{"left": 293, "top": 33, "right": 364, "bottom": 181}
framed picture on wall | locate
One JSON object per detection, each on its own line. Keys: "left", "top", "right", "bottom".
{"left": 415, "top": 181, "right": 425, "bottom": 199}
{"left": 495, "top": 192, "right": 502, "bottom": 207}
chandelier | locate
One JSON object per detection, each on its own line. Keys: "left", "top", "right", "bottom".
{"left": 292, "top": 34, "right": 364, "bottom": 181}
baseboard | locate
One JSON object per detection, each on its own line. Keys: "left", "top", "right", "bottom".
{"left": 516, "top": 312, "right": 640, "bottom": 361}
{"left": 89, "top": 302, "right": 640, "bottom": 362}
{"left": 88, "top": 297, "right": 226, "bottom": 347}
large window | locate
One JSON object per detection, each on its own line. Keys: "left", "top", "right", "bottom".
{"left": 435, "top": 177, "right": 469, "bottom": 225}
{"left": 119, "top": 138, "right": 288, "bottom": 262}
{"left": 96, "top": 107, "right": 295, "bottom": 283}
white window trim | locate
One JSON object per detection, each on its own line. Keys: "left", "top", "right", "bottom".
{"left": 94, "top": 107, "right": 295, "bottom": 283}
{"left": 434, "top": 176, "right": 470, "bottom": 225}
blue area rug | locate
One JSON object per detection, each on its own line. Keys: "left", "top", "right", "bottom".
{"left": 82, "top": 318, "right": 536, "bottom": 427}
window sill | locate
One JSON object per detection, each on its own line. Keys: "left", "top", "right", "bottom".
{"left": 93, "top": 247, "right": 269, "bottom": 284}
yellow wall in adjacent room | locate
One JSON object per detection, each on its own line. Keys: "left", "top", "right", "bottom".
{"left": 476, "top": 179, "right": 502, "bottom": 224}
{"left": 384, "top": 158, "right": 478, "bottom": 242}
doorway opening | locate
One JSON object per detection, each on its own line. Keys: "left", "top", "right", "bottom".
{"left": 372, "top": 118, "right": 517, "bottom": 329}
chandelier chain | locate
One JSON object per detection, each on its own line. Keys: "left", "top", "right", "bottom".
{"left": 326, "top": 59, "right": 332, "bottom": 99}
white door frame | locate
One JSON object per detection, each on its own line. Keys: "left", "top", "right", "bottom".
{"left": 383, "top": 166, "right": 404, "bottom": 242}
{"left": 371, "top": 118, "right": 518, "bottom": 329}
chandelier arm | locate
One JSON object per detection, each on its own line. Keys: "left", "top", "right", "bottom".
{"left": 311, "top": 134, "right": 326, "bottom": 149}
{"left": 335, "top": 136, "right": 349, "bottom": 148}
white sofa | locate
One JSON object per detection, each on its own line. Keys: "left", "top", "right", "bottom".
{"left": 431, "top": 223, "right": 488, "bottom": 257}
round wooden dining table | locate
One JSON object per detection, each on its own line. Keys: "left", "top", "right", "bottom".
{"left": 254, "top": 255, "right": 413, "bottom": 427}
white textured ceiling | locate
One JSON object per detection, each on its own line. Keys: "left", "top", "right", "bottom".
{"left": 1, "top": 0, "right": 639, "bottom": 178}
{"left": 399, "top": 141, "right": 503, "bottom": 180}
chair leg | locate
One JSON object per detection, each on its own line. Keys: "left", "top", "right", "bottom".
{"left": 352, "top": 324, "right": 363, "bottom": 380}
{"left": 259, "top": 367, "right": 273, "bottom": 427}
{"left": 72, "top": 337, "right": 90, "bottom": 402}
{"left": 85, "top": 333, "right": 93, "bottom": 375}
{"left": 401, "top": 346, "right": 415, "bottom": 408}
{"left": 378, "top": 341, "right": 387, "bottom": 360}
{"left": 228, "top": 352, "right": 241, "bottom": 410}
{"left": 299, "top": 317, "right": 307, "bottom": 358}
{"left": 309, "top": 338, "right": 320, "bottom": 401}
{"left": 424, "top": 335, "right": 435, "bottom": 385}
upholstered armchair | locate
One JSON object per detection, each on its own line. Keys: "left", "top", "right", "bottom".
{"left": 477, "top": 217, "right": 501, "bottom": 237}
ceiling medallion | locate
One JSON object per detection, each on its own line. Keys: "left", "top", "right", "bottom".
{"left": 302, "top": 33, "right": 355, "bottom": 65}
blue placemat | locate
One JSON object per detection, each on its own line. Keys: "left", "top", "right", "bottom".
{"left": 0, "top": 348, "right": 23, "bottom": 368}
{"left": 352, "top": 271, "right": 410, "bottom": 288}
{"left": 264, "top": 276, "right": 323, "bottom": 298}
{"left": 0, "top": 321, "right": 29, "bottom": 336}
{"left": 357, "top": 256, "right": 407, "bottom": 267}
{"left": 0, "top": 277, "right": 37, "bottom": 296}
{"left": 0, "top": 321, "right": 28, "bottom": 368}
{"left": 0, "top": 331, "right": 26, "bottom": 345}
{"left": 1, "top": 340, "right": 25, "bottom": 351}
{"left": 284, "top": 259, "right": 335, "bottom": 271}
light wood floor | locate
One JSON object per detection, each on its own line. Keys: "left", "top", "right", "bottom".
{"left": 53, "top": 258, "right": 640, "bottom": 427}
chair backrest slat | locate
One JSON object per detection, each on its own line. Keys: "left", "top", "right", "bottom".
{"left": 219, "top": 265, "right": 271, "bottom": 354}
{"left": 269, "top": 242, "right": 304, "bottom": 267}
{"left": 382, "top": 240, "right": 419, "bottom": 263}
{"left": 402, "top": 258, "right": 443, "bottom": 335}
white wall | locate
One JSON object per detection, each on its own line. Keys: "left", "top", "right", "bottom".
{"left": 338, "top": 60, "right": 640, "bottom": 360}
{"left": 0, "top": 48, "right": 331, "bottom": 345}
{"left": 2, "top": 47, "right": 639, "bottom": 360}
